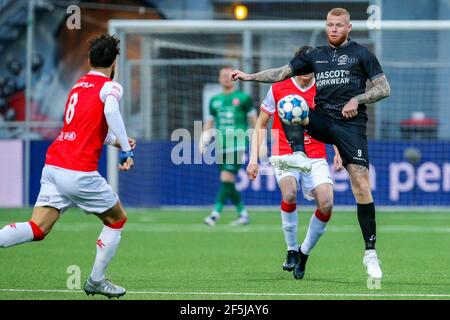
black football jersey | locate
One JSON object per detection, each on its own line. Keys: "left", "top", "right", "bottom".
{"left": 289, "top": 40, "right": 384, "bottom": 121}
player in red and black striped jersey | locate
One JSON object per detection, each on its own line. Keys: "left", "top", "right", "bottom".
{"left": 233, "top": 8, "right": 391, "bottom": 279}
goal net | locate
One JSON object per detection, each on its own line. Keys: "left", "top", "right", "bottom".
{"left": 108, "top": 20, "right": 450, "bottom": 208}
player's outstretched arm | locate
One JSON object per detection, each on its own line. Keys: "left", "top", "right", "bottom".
{"left": 354, "top": 75, "right": 391, "bottom": 104}
{"left": 231, "top": 65, "right": 293, "bottom": 83}
{"left": 247, "top": 112, "right": 270, "bottom": 180}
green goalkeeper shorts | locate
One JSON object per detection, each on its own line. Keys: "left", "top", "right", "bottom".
{"left": 217, "top": 151, "right": 244, "bottom": 175}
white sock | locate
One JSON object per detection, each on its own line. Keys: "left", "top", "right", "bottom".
{"left": 365, "top": 249, "right": 377, "bottom": 256}
{"left": 0, "top": 222, "right": 34, "bottom": 248}
{"left": 90, "top": 225, "right": 123, "bottom": 282}
{"left": 301, "top": 211, "right": 328, "bottom": 255}
{"left": 280, "top": 202, "right": 298, "bottom": 251}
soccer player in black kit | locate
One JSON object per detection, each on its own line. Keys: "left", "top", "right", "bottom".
{"left": 231, "top": 8, "right": 390, "bottom": 280}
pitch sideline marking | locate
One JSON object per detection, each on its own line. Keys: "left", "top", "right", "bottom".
{"left": 13, "top": 223, "right": 450, "bottom": 234}
{"left": 0, "top": 288, "right": 450, "bottom": 297}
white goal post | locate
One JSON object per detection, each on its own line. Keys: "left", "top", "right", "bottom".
{"left": 109, "top": 19, "right": 450, "bottom": 33}
{"left": 107, "top": 19, "right": 450, "bottom": 209}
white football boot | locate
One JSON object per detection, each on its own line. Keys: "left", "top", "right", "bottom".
{"left": 363, "top": 249, "right": 383, "bottom": 279}
{"left": 269, "top": 151, "right": 312, "bottom": 173}
{"left": 230, "top": 214, "right": 250, "bottom": 226}
{"left": 84, "top": 277, "right": 126, "bottom": 298}
{"left": 204, "top": 212, "right": 220, "bottom": 226}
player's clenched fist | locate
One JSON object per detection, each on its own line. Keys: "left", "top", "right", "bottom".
{"left": 230, "top": 69, "right": 251, "bottom": 82}
{"left": 246, "top": 163, "right": 259, "bottom": 181}
{"left": 128, "top": 137, "right": 137, "bottom": 150}
{"left": 119, "top": 157, "right": 134, "bottom": 171}
{"left": 342, "top": 98, "right": 359, "bottom": 118}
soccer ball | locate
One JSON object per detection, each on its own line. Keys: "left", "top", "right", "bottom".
{"left": 277, "top": 94, "right": 309, "bottom": 125}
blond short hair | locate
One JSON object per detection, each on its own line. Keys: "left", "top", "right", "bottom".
{"left": 327, "top": 8, "right": 350, "bottom": 22}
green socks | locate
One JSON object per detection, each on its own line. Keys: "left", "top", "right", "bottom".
{"left": 214, "top": 182, "right": 245, "bottom": 213}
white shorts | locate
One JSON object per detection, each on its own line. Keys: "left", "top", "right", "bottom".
{"left": 35, "top": 165, "right": 118, "bottom": 214}
{"left": 274, "top": 158, "right": 333, "bottom": 201}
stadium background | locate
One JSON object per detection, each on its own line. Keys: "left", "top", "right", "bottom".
{"left": 0, "top": 0, "right": 449, "bottom": 209}
{"left": 1, "top": 0, "right": 450, "bottom": 302}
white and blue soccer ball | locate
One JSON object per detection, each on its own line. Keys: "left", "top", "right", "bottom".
{"left": 277, "top": 94, "right": 309, "bottom": 125}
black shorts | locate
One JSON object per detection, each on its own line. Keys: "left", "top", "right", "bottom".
{"left": 305, "top": 108, "right": 369, "bottom": 169}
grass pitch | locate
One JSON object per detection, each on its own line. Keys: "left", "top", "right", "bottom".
{"left": 0, "top": 208, "right": 449, "bottom": 300}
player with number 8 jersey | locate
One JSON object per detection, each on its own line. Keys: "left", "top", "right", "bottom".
{"left": 46, "top": 72, "right": 123, "bottom": 171}
{"left": 0, "top": 34, "right": 135, "bottom": 299}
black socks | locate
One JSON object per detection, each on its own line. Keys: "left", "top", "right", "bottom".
{"left": 281, "top": 122, "right": 306, "bottom": 153}
{"left": 357, "top": 202, "right": 377, "bottom": 250}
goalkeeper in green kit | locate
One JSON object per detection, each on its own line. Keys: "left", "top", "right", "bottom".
{"left": 199, "top": 65, "right": 257, "bottom": 226}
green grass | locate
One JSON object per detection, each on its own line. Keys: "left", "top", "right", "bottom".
{"left": 0, "top": 208, "right": 450, "bottom": 300}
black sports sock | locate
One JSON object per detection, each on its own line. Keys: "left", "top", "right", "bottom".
{"left": 357, "top": 202, "right": 377, "bottom": 250}
{"left": 281, "top": 122, "right": 306, "bottom": 153}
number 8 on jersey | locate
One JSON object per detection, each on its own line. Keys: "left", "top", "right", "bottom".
{"left": 66, "top": 93, "right": 78, "bottom": 124}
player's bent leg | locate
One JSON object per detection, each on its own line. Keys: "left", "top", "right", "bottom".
{"left": 273, "top": 109, "right": 333, "bottom": 174}
{"left": 0, "top": 206, "right": 59, "bottom": 248}
{"left": 269, "top": 152, "right": 311, "bottom": 173}
{"left": 294, "top": 183, "right": 333, "bottom": 280}
{"left": 347, "top": 164, "right": 382, "bottom": 279}
{"left": 271, "top": 123, "right": 311, "bottom": 173}
{"left": 279, "top": 176, "right": 299, "bottom": 271}
{"left": 30, "top": 206, "right": 61, "bottom": 236}
{"left": 84, "top": 201, "right": 127, "bottom": 298}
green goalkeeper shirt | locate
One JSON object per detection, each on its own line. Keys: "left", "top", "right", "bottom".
{"left": 208, "top": 90, "right": 254, "bottom": 153}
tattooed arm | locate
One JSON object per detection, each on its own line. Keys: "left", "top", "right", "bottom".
{"left": 342, "top": 75, "right": 391, "bottom": 118}
{"left": 231, "top": 65, "right": 293, "bottom": 83}
{"left": 354, "top": 75, "right": 391, "bottom": 104}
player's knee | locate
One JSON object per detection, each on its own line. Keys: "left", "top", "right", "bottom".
{"left": 102, "top": 202, "right": 128, "bottom": 227}
{"left": 318, "top": 200, "right": 333, "bottom": 216}
{"left": 282, "top": 190, "right": 297, "bottom": 204}
{"left": 352, "top": 182, "right": 372, "bottom": 202}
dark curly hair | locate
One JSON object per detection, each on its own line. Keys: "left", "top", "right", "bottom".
{"left": 294, "top": 45, "right": 314, "bottom": 58}
{"left": 88, "top": 34, "right": 120, "bottom": 68}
